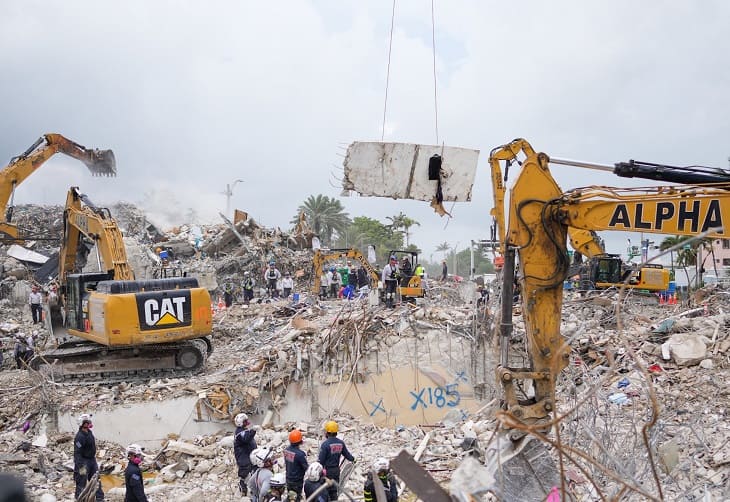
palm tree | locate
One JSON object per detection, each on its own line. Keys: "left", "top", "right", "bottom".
{"left": 291, "top": 195, "right": 350, "bottom": 246}
{"left": 436, "top": 241, "right": 451, "bottom": 260}
{"left": 386, "top": 212, "right": 420, "bottom": 246}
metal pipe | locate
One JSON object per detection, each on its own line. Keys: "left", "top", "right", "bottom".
{"left": 549, "top": 156, "right": 614, "bottom": 172}
{"left": 499, "top": 247, "right": 515, "bottom": 366}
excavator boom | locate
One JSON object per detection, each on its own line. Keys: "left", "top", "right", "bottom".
{"left": 0, "top": 133, "right": 115, "bottom": 242}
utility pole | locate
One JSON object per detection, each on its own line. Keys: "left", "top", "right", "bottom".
{"left": 222, "top": 179, "right": 244, "bottom": 217}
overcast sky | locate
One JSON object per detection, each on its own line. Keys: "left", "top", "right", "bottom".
{"left": 1, "top": 1, "right": 729, "bottom": 266}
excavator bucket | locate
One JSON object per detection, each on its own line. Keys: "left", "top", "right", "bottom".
{"left": 84, "top": 149, "right": 116, "bottom": 176}
{"left": 480, "top": 433, "right": 560, "bottom": 502}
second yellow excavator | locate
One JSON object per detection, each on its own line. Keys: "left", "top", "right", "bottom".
{"left": 0, "top": 133, "right": 115, "bottom": 242}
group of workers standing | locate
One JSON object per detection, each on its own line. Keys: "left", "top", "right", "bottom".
{"left": 234, "top": 416, "right": 398, "bottom": 502}
{"left": 318, "top": 264, "right": 370, "bottom": 300}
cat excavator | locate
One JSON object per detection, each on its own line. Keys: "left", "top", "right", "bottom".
{"left": 33, "top": 187, "right": 212, "bottom": 381}
{"left": 0, "top": 133, "right": 116, "bottom": 242}
{"left": 486, "top": 138, "right": 729, "bottom": 500}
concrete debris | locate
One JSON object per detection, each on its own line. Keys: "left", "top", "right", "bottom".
{"left": 0, "top": 201, "right": 729, "bottom": 501}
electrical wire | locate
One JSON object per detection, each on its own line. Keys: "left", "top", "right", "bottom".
{"left": 381, "top": 0, "right": 397, "bottom": 142}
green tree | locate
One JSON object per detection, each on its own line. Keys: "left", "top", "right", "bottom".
{"left": 660, "top": 235, "right": 717, "bottom": 288}
{"left": 436, "top": 242, "right": 450, "bottom": 260}
{"left": 386, "top": 212, "right": 420, "bottom": 247}
{"left": 291, "top": 195, "right": 350, "bottom": 246}
{"left": 340, "top": 216, "right": 404, "bottom": 260}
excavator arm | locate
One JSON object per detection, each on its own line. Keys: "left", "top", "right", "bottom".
{"left": 0, "top": 133, "right": 116, "bottom": 242}
{"left": 486, "top": 139, "right": 729, "bottom": 500}
{"left": 491, "top": 139, "right": 728, "bottom": 424}
{"left": 58, "top": 187, "right": 133, "bottom": 282}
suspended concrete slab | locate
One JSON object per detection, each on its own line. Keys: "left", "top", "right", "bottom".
{"left": 342, "top": 142, "right": 479, "bottom": 215}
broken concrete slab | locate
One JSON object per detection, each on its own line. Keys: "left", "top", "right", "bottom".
{"left": 666, "top": 333, "right": 707, "bottom": 366}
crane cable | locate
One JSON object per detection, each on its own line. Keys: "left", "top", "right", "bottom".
{"left": 381, "top": 0, "right": 397, "bottom": 142}
{"left": 381, "top": 0, "right": 441, "bottom": 144}
{"left": 431, "top": 0, "right": 439, "bottom": 144}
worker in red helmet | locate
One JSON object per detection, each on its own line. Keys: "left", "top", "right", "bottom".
{"left": 284, "top": 428, "right": 308, "bottom": 501}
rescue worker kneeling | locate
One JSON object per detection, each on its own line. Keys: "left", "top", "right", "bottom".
{"left": 124, "top": 444, "right": 148, "bottom": 502}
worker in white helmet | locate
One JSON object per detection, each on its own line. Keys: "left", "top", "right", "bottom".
{"left": 234, "top": 413, "right": 257, "bottom": 495}
{"left": 124, "top": 444, "right": 148, "bottom": 502}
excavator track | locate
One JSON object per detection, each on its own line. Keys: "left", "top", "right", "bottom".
{"left": 31, "top": 337, "right": 211, "bottom": 384}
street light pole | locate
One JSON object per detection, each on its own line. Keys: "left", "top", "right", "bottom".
{"left": 222, "top": 179, "right": 244, "bottom": 217}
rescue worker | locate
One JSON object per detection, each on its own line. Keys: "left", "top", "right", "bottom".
{"left": 303, "top": 462, "right": 329, "bottom": 502}
{"left": 356, "top": 266, "right": 369, "bottom": 289}
{"left": 441, "top": 260, "right": 448, "bottom": 281}
{"left": 74, "top": 413, "right": 104, "bottom": 500}
{"left": 265, "top": 261, "right": 282, "bottom": 298}
{"left": 329, "top": 267, "right": 341, "bottom": 298}
{"left": 281, "top": 272, "right": 294, "bottom": 299}
{"left": 234, "top": 413, "right": 257, "bottom": 495}
{"left": 124, "top": 444, "right": 148, "bottom": 502}
{"left": 29, "top": 285, "right": 43, "bottom": 324}
{"left": 319, "top": 270, "right": 330, "bottom": 300}
{"left": 13, "top": 334, "right": 27, "bottom": 369}
{"left": 414, "top": 263, "right": 425, "bottom": 279}
{"left": 400, "top": 257, "right": 412, "bottom": 287}
{"left": 318, "top": 420, "right": 355, "bottom": 500}
{"left": 363, "top": 457, "right": 398, "bottom": 502}
{"left": 265, "top": 472, "right": 288, "bottom": 502}
{"left": 284, "top": 429, "right": 308, "bottom": 501}
{"left": 243, "top": 271, "right": 256, "bottom": 304}
{"left": 248, "top": 447, "right": 275, "bottom": 502}
{"left": 223, "top": 282, "right": 234, "bottom": 308}
{"left": 382, "top": 256, "right": 399, "bottom": 308}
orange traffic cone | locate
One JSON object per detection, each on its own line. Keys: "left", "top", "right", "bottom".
{"left": 211, "top": 302, "right": 216, "bottom": 315}
{"left": 217, "top": 296, "right": 225, "bottom": 311}
{"left": 659, "top": 294, "right": 665, "bottom": 305}
{"left": 670, "top": 293, "right": 677, "bottom": 305}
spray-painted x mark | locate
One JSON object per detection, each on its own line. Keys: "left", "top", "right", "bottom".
{"left": 369, "top": 398, "right": 386, "bottom": 416}
{"left": 410, "top": 389, "right": 427, "bottom": 410}
{"left": 455, "top": 371, "right": 468, "bottom": 383}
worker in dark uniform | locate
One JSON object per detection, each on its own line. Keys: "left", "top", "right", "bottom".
{"left": 74, "top": 413, "right": 104, "bottom": 500}
{"left": 318, "top": 420, "right": 355, "bottom": 500}
{"left": 364, "top": 457, "right": 398, "bottom": 502}
{"left": 381, "top": 257, "right": 399, "bottom": 308}
{"left": 234, "top": 413, "right": 257, "bottom": 495}
{"left": 303, "top": 462, "right": 329, "bottom": 502}
{"left": 124, "top": 444, "right": 148, "bottom": 502}
{"left": 284, "top": 429, "right": 308, "bottom": 501}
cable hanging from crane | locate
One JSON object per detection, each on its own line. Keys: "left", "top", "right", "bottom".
{"left": 380, "top": 0, "right": 441, "bottom": 144}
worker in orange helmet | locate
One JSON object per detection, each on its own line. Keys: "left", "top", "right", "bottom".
{"left": 284, "top": 428, "right": 308, "bottom": 501}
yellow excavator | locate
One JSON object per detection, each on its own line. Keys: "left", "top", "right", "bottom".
{"left": 486, "top": 138, "right": 729, "bottom": 500}
{"left": 311, "top": 247, "right": 381, "bottom": 294}
{"left": 0, "top": 133, "right": 115, "bottom": 242}
{"left": 491, "top": 144, "right": 669, "bottom": 293}
{"left": 34, "top": 187, "right": 212, "bottom": 380}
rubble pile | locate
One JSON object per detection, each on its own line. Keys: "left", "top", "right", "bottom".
{"left": 1, "top": 201, "right": 729, "bottom": 501}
